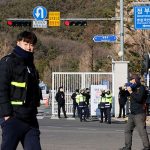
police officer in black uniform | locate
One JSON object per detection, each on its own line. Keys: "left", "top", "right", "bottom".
{"left": 0, "top": 31, "right": 42, "bottom": 150}
{"left": 84, "top": 88, "right": 90, "bottom": 119}
{"left": 71, "top": 89, "right": 79, "bottom": 118}
{"left": 118, "top": 86, "right": 128, "bottom": 118}
{"left": 55, "top": 87, "right": 67, "bottom": 118}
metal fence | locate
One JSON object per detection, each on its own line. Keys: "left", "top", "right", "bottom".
{"left": 52, "top": 72, "right": 113, "bottom": 116}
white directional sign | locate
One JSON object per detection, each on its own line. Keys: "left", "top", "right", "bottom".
{"left": 32, "top": 6, "right": 47, "bottom": 28}
{"left": 93, "top": 35, "right": 117, "bottom": 42}
{"left": 32, "top": 20, "right": 47, "bottom": 28}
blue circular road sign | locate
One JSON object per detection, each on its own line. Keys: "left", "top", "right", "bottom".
{"left": 33, "top": 6, "right": 47, "bottom": 21}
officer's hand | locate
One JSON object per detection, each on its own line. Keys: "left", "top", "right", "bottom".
{"left": 4, "top": 116, "right": 10, "bottom": 121}
{"left": 127, "top": 86, "right": 132, "bottom": 94}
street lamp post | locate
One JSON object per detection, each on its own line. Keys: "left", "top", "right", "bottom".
{"left": 120, "top": 0, "right": 124, "bottom": 61}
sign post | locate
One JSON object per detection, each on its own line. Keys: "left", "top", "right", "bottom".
{"left": 134, "top": 6, "right": 150, "bottom": 30}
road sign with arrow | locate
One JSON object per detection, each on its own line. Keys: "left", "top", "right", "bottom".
{"left": 93, "top": 35, "right": 117, "bottom": 42}
{"left": 32, "top": 6, "right": 47, "bottom": 28}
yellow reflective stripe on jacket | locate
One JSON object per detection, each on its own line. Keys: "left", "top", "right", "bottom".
{"left": 11, "top": 81, "right": 26, "bottom": 88}
{"left": 105, "top": 94, "right": 112, "bottom": 103}
{"left": 100, "top": 97, "right": 106, "bottom": 102}
{"left": 11, "top": 101, "right": 23, "bottom": 105}
{"left": 76, "top": 94, "right": 85, "bottom": 104}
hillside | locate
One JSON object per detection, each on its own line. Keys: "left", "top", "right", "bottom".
{"left": 0, "top": 0, "right": 149, "bottom": 87}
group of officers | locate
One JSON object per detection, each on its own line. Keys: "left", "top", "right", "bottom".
{"left": 71, "top": 88, "right": 112, "bottom": 123}
{"left": 71, "top": 88, "right": 90, "bottom": 122}
{"left": 55, "top": 86, "right": 112, "bottom": 123}
{"left": 98, "top": 89, "right": 112, "bottom": 124}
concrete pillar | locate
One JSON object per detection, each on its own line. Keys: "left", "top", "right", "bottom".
{"left": 112, "top": 61, "right": 129, "bottom": 117}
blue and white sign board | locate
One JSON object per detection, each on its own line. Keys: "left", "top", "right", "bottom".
{"left": 33, "top": 6, "right": 47, "bottom": 21}
{"left": 90, "top": 85, "right": 107, "bottom": 116}
{"left": 134, "top": 6, "right": 150, "bottom": 30}
{"left": 32, "top": 6, "right": 47, "bottom": 28}
{"left": 93, "top": 35, "right": 117, "bottom": 42}
{"left": 32, "top": 20, "right": 47, "bottom": 28}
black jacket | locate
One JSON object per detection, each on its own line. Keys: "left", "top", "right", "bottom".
{"left": 55, "top": 91, "right": 65, "bottom": 105}
{"left": 118, "top": 89, "right": 128, "bottom": 106}
{"left": 130, "top": 84, "right": 147, "bottom": 115}
{"left": 0, "top": 49, "right": 42, "bottom": 121}
{"left": 71, "top": 92, "right": 78, "bottom": 105}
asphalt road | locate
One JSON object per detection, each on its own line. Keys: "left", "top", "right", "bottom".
{"left": 0, "top": 105, "right": 150, "bottom": 150}
{"left": 38, "top": 118, "right": 150, "bottom": 150}
{"left": 0, "top": 117, "right": 150, "bottom": 150}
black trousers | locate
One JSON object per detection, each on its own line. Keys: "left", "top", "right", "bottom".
{"left": 85, "top": 106, "right": 90, "bottom": 118}
{"left": 119, "top": 104, "right": 125, "bottom": 117}
{"left": 79, "top": 106, "right": 86, "bottom": 121}
{"left": 72, "top": 103, "right": 79, "bottom": 117}
{"left": 100, "top": 108, "right": 107, "bottom": 122}
{"left": 100, "top": 107, "right": 111, "bottom": 123}
{"left": 1, "top": 117, "right": 41, "bottom": 150}
{"left": 124, "top": 113, "right": 150, "bottom": 149}
{"left": 58, "top": 103, "right": 67, "bottom": 118}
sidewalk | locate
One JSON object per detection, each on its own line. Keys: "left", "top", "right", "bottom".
{"left": 112, "top": 116, "right": 150, "bottom": 126}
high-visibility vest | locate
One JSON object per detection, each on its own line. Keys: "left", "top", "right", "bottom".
{"left": 99, "top": 96, "right": 110, "bottom": 108}
{"left": 105, "top": 93, "right": 112, "bottom": 104}
{"left": 100, "top": 96, "right": 106, "bottom": 103}
{"left": 76, "top": 94, "right": 86, "bottom": 104}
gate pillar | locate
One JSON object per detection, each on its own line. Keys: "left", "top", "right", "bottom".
{"left": 112, "top": 61, "right": 129, "bottom": 117}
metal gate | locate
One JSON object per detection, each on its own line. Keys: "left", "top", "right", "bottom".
{"left": 52, "top": 72, "right": 113, "bottom": 116}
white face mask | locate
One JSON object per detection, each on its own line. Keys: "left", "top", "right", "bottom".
{"left": 107, "top": 91, "right": 110, "bottom": 95}
{"left": 60, "top": 88, "right": 63, "bottom": 92}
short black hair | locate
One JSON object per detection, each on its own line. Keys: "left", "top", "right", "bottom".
{"left": 17, "top": 31, "right": 37, "bottom": 45}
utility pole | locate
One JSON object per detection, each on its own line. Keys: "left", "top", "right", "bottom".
{"left": 120, "top": 0, "right": 124, "bottom": 61}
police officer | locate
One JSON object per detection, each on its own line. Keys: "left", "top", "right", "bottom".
{"left": 118, "top": 86, "right": 128, "bottom": 118}
{"left": 84, "top": 88, "right": 90, "bottom": 119}
{"left": 55, "top": 87, "right": 67, "bottom": 118}
{"left": 71, "top": 89, "right": 79, "bottom": 118}
{"left": 105, "top": 89, "right": 112, "bottom": 124}
{"left": 99, "top": 90, "right": 107, "bottom": 123}
{"left": 0, "top": 31, "right": 42, "bottom": 150}
{"left": 76, "top": 89, "right": 87, "bottom": 122}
